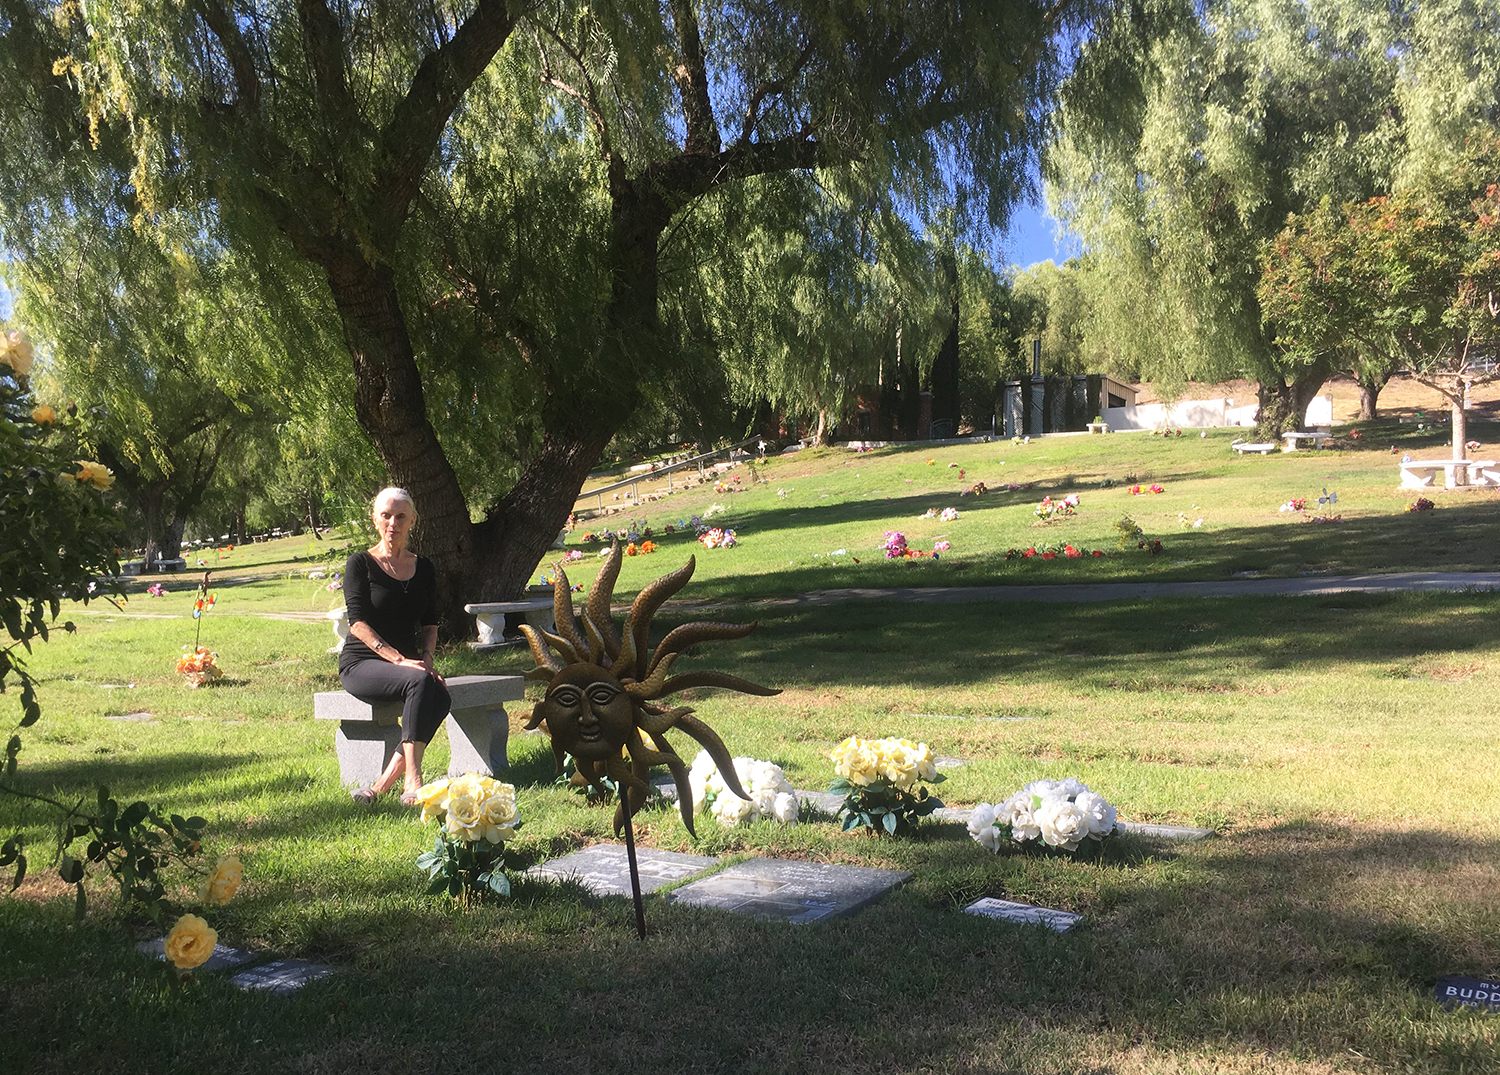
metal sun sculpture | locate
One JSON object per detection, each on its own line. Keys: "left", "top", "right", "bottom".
{"left": 520, "top": 544, "right": 778, "bottom": 837}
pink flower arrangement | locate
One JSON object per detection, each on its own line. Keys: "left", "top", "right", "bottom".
{"left": 1005, "top": 543, "right": 1107, "bottom": 561}
{"left": 1129, "top": 484, "right": 1165, "bottom": 496}
{"left": 146, "top": 582, "right": 166, "bottom": 597}
{"left": 934, "top": 540, "right": 952, "bottom": 552}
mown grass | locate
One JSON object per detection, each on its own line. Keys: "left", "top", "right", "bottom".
{"left": 4, "top": 429, "right": 1500, "bottom": 1074}
{"left": 560, "top": 420, "right": 1500, "bottom": 603}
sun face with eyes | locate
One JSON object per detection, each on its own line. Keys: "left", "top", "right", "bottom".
{"left": 534, "top": 664, "right": 637, "bottom": 762}
{"left": 519, "top": 546, "right": 779, "bottom": 836}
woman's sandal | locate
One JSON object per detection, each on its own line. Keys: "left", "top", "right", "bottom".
{"left": 399, "top": 789, "right": 419, "bottom": 807}
{"left": 351, "top": 787, "right": 378, "bottom": 805}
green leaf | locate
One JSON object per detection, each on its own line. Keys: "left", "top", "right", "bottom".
{"left": 487, "top": 871, "right": 511, "bottom": 897}
{"left": 840, "top": 812, "right": 862, "bottom": 832}
{"left": 119, "top": 801, "right": 150, "bottom": 828}
{"left": 881, "top": 811, "right": 898, "bottom": 834}
{"left": 58, "top": 855, "right": 83, "bottom": 884}
{"left": 74, "top": 882, "right": 87, "bottom": 922}
{"left": 11, "top": 853, "right": 26, "bottom": 890}
{"left": 426, "top": 874, "right": 449, "bottom": 895}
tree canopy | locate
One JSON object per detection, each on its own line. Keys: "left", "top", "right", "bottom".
{"left": 1, "top": 0, "right": 1098, "bottom": 629}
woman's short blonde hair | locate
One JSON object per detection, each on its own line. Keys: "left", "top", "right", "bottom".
{"left": 371, "top": 486, "right": 417, "bottom": 522}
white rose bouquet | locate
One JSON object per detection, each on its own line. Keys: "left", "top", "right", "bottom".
{"left": 688, "top": 751, "right": 800, "bottom": 826}
{"left": 968, "top": 778, "right": 1117, "bottom": 856}
{"left": 413, "top": 773, "right": 521, "bottom": 902}
{"left": 828, "top": 735, "right": 944, "bottom": 836}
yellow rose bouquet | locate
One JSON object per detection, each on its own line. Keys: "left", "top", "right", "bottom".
{"left": 413, "top": 773, "right": 521, "bottom": 902}
{"left": 828, "top": 735, "right": 944, "bottom": 836}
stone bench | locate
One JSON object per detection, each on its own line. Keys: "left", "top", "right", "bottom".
{"left": 463, "top": 598, "right": 556, "bottom": 649}
{"left": 1231, "top": 440, "right": 1278, "bottom": 455}
{"left": 314, "top": 674, "right": 524, "bottom": 787}
{"left": 1281, "top": 431, "right": 1331, "bottom": 451}
{"left": 1399, "top": 458, "right": 1500, "bottom": 490}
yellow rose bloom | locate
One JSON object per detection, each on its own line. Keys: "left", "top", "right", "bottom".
{"left": 30, "top": 404, "right": 56, "bottom": 425}
{"left": 444, "top": 789, "right": 485, "bottom": 841}
{"left": 1, "top": 330, "right": 34, "bottom": 377}
{"left": 199, "top": 855, "right": 243, "bottom": 905}
{"left": 164, "top": 913, "right": 218, "bottom": 970}
{"left": 72, "top": 461, "right": 115, "bottom": 490}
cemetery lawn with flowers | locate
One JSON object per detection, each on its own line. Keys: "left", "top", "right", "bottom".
{"left": 3, "top": 436, "right": 1500, "bottom": 1074}
{"left": 558, "top": 421, "right": 1500, "bottom": 604}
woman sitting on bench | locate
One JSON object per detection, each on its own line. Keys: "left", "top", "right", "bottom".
{"left": 341, "top": 486, "right": 449, "bottom": 805}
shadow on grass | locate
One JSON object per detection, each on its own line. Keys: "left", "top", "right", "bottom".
{"left": 651, "top": 586, "right": 1500, "bottom": 690}
{"left": 7, "top": 821, "right": 1494, "bottom": 1074}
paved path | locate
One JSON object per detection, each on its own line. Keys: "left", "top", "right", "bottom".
{"left": 720, "top": 571, "right": 1500, "bottom": 609}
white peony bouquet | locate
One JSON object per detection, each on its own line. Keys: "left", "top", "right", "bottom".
{"left": 968, "top": 777, "right": 1118, "bottom": 855}
{"left": 688, "top": 751, "right": 799, "bottom": 825}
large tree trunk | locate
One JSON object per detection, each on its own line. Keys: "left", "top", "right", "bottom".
{"left": 1356, "top": 371, "right": 1390, "bottom": 420}
{"left": 1256, "top": 371, "right": 1327, "bottom": 436}
{"left": 140, "top": 486, "right": 165, "bottom": 570}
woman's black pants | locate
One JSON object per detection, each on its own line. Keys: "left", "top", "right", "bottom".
{"left": 339, "top": 660, "right": 451, "bottom": 745}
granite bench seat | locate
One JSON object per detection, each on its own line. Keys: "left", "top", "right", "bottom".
{"left": 1399, "top": 458, "right": 1500, "bottom": 490}
{"left": 463, "top": 598, "right": 556, "bottom": 649}
{"left": 314, "top": 674, "right": 524, "bottom": 788}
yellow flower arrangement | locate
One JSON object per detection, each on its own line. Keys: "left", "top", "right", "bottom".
{"left": 164, "top": 914, "right": 218, "bottom": 970}
{"left": 828, "top": 735, "right": 944, "bottom": 836}
{"left": 199, "top": 855, "right": 243, "bottom": 905}
{"left": 414, "top": 773, "right": 522, "bottom": 902}
{"left": 30, "top": 404, "right": 56, "bottom": 425}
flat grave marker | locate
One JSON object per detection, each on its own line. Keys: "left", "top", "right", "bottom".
{"left": 528, "top": 843, "right": 718, "bottom": 897}
{"left": 907, "top": 712, "right": 1035, "bottom": 723}
{"left": 105, "top": 711, "right": 155, "bottom": 723}
{"left": 1434, "top": 975, "right": 1500, "bottom": 1014}
{"left": 964, "top": 897, "right": 1082, "bottom": 933}
{"left": 228, "top": 959, "right": 335, "bottom": 995}
{"left": 137, "top": 938, "right": 257, "bottom": 973}
{"left": 793, "top": 789, "right": 847, "bottom": 817}
{"left": 669, "top": 857, "right": 909, "bottom": 925}
{"left": 1116, "top": 820, "right": 1215, "bottom": 841}
{"left": 934, "top": 755, "right": 967, "bottom": 770}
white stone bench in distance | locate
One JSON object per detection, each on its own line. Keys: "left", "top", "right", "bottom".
{"left": 314, "top": 674, "right": 523, "bottom": 787}
{"left": 1281, "top": 431, "right": 1331, "bottom": 451}
{"left": 1231, "top": 440, "right": 1278, "bottom": 455}
{"left": 1400, "top": 458, "right": 1500, "bottom": 490}
{"left": 463, "top": 598, "right": 556, "bottom": 650}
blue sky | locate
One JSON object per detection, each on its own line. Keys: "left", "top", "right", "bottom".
{"left": 997, "top": 194, "right": 1082, "bottom": 270}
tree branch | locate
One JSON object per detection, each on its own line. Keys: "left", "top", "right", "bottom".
{"left": 191, "top": 0, "right": 261, "bottom": 109}
{"left": 536, "top": 24, "right": 615, "bottom": 165}
{"left": 296, "top": 0, "right": 361, "bottom": 131}
{"left": 371, "top": 0, "right": 518, "bottom": 228}
{"left": 668, "top": 0, "right": 720, "bottom": 156}
{"left": 736, "top": 42, "right": 814, "bottom": 147}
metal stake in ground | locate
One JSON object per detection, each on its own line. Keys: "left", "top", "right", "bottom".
{"left": 619, "top": 783, "right": 648, "bottom": 939}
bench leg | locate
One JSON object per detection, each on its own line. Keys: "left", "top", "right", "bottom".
{"left": 1400, "top": 471, "right": 1432, "bottom": 490}
{"left": 445, "top": 705, "right": 510, "bottom": 777}
{"left": 334, "top": 720, "right": 402, "bottom": 788}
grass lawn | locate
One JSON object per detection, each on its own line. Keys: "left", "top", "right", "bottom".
{"left": 3, "top": 428, "right": 1500, "bottom": 1074}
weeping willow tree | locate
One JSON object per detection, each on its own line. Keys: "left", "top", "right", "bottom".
{"left": 1049, "top": 0, "right": 1500, "bottom": 434}
{"left": 1, "top": 0, "right": 1098, "bottom": 630}
{"left": 1048, "top": 0, "right": 1404, "bottom": 431}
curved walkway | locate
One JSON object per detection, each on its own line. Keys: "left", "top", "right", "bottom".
{"left": 740, "top": 571, "right": 1500, "bottom": 609}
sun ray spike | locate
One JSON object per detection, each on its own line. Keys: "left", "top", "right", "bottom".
{"left": 677, "top": 713, "right": 751, "bottom": 802}
{"left": 518, "top": 625, "right": 563, "bottom": 674}
{"left": 551, "top": 565, "right": 590, "bottom": 656}
{"left": 587, "top": 540, "right": 624, "bottom": 657}
{"left": 656, "top": 671, "right": 781, "bottom": 699}
{"left": 647, "top": 621, "right": 757, "bottom": 675}
{"left": 622, "top": 556, "right": 696, "bottom": 679}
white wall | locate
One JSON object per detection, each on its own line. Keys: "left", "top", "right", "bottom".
{"left": 1103, "top": 395, "right": 1332, "bottom": 431}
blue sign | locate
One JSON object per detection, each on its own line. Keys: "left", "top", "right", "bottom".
{"left": 1434, "top": 975, "right": 1500, "bottom": 1013}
